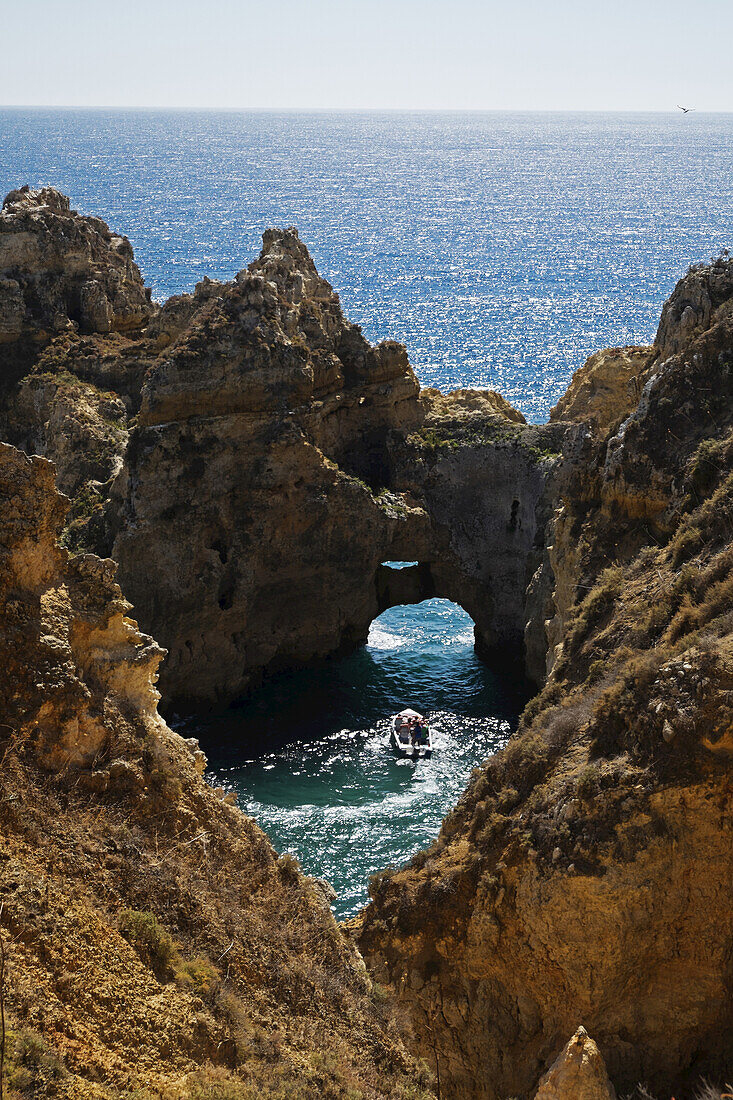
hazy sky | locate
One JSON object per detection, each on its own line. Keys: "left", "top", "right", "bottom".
{"left": 3, "top": 0, "right": 732, "bottom": 111}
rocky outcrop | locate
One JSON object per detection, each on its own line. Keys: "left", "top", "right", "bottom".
{"left": 549, "top": 346, "right": 652, "bottom": 429}
{"left": 0, "top": 188, "right": 565, "bottom": 703}
{"left": 0, "top": 438, "right": 429, "bottom": 1097}
{"left": 4, "top": 370, "right": 127, "bottom": 496}
{"left": 0, "top": 440, "right": 165, "bottom": 772}
{"left": 107, "top": 225, "right": 560, "bottom": 702}
{"left": 0, "top": 186, "right": 152, "bottom": 347}
{"left": 390, "top": 391, "right": 565, "bottom": 668}
{"left": 108, "top": 228, "right": 425, "bottom": 701}
{"left": 654, "top": 250, "right": 733, "bottom": 360}
{"left": 534, "top": 1028, "right": 616, "bottom": 1100}
{"left": 420, "top": 385, "right": 527, "bottom": 424}
{"left": 0, "top": 187, "right": 162, "bottom": 558}
{"left": 359, "top": 257, "right": 733, "bottom": 1099}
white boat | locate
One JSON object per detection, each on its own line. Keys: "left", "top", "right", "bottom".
{"left": 390, "top": 708, "right": 433, "bottom": 759}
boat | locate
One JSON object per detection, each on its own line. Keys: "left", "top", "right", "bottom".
{"left": 390, "top": 708, "right": 433, "bottom": 759}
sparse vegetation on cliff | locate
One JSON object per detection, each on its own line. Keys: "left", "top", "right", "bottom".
{"left": 360, "top": 253, "right": 733, "bottom": 1100}
{"left": 0, "top": 437, "right": 431, "bottom": 1099}
{"left": 3, "top": 184, "right": 733, "bottom": 1099}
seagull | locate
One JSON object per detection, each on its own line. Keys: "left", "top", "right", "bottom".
{"left": 677, "top": 104, "right": 695, "bottom": 113}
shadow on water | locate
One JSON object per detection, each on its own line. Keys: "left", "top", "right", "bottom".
{"left": 173, "top": 599, "right": 532, "bottom": 765}
{"left": 173, "top": 598, "right": 533, "bottom": 918}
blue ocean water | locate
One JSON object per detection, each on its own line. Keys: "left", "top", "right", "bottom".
{"left": 4, "top": 109, "right": 733, "bottom": 914}
{"left": 3, "top": 109, "right": 733, "bottom": 421}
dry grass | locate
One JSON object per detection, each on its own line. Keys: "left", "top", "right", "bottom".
{"left": 0, "top": 734, "right": 431, "bottom": 1100}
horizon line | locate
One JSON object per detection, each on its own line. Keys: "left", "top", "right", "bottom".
{"left": 1, "top": 103, "right": 730, "bottom": 115}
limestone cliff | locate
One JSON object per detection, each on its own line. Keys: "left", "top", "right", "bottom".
{"left": 548, "top": 346, "right": 653, "bottom": 429}
{"left": 0, "top": 440, "right": 164, "bottom": 774}
{"left": 0, "top": 186, "right": 152, "bottom": 361}
{"left": 0, "top": 187, "right": 163, "bottom": 564}
{"left": 0, "top": 187, "right": 561, "bottom": 704}
{"left": 389, "top": 388, "right": 565, "bottom": 670}
{"left": 534, "top": 1028, "right": 616, "bottom": 1100}
{"left": 0, "top": 440, "right": 430, "bottom": 1098}
{"left": 359, "top": 257, "right": 733, "bottom": 1099}
{"left": 108, "top": 227, "right": 422, "bottom": 701}
{"left": 104, "top": 222, "right": 557, "bottom": 702}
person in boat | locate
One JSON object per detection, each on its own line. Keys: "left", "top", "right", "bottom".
{"left": 406, "top": 715, "right": 427, "bottom": 746}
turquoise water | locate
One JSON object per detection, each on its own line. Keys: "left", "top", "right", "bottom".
{"left": 5, "top": 108, "right": 733, "bottom": 912}
{"left": 177, "top": 598, "right": 526, "bottom": 919}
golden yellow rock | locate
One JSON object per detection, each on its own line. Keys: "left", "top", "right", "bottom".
{"left": 549, "top": 346, "right": 652, "bottom": 429}
{"left": 0, "top": 438, "right": 428, "bottom": 1097}
{"left": 534, "top": 1028, "right": 616, "bottom": 1100}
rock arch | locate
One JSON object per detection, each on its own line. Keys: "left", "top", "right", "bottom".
{"left": 375, "top": 562, "right": 437, "bottom": 614}
{"left": 0, "top": 188, "right": 564, "bottom": 706}
{"left": 85, "top": 224, "right": 563, "bottom": 705}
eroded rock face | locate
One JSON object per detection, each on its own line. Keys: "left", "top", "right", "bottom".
{"left": 0, "top": 185, "right": 153, "bottom": 344}
{"left": 542, "top": 258, "right": 733, "bottom": 675}
{"left": 390, "top": 391, "right": 564, "bottom": 665}
{"left": 5, "top": 370, "right": 128, "bottom": 496}
{"left": 109, "top": 229, "right": 422, "bottom": 701}
{"left": 0, "top": 438, "right": 428, "bottom": 1097}
{"left": 0, "top": 440, "right": 165, "bottom": 771}
{"left": 549, "top": 346, "right": 653, "bottom": 429}
{"left": 359, "top": 257, "right": 733, "bottom": 1100}
{"left": 0, "top": 188, "right": 158, "bottom": 545}
{"left": 109, "top": 227, "right": 558, "bottom": 701}
{"left": 0, "top": 189, "right": 564, "bottom": 703}
{"left": 654, "top": 251, "right": 733, "bottom": 360}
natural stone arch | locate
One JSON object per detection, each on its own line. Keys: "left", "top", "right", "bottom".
{"left": 374, "top": 562, "right": 436, "bottom": 614}
{"left": 372, "top": 557, "right": 496, "bottom": 660}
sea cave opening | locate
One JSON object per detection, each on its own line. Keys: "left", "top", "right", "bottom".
{"left": 184, "top": 567, "right": 530, "bottom": 918}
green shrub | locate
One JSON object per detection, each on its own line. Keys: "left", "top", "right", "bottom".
{"left": 175, "top": 955, "right": 219, "bottom": 996}
{"left": 576, "top": 764, "right": 602, "bottom": 801}
{"left": 500, "top": 730, "right": 551, "bottom": 794}
{"left": 118, "top": 908, "right": 177, "bottom": 977}
{"left": 410, "top": 428, "right": 460, "bottom": 452}
{"left": 5, "top": 1027, "right": 66, "bottom": 1094}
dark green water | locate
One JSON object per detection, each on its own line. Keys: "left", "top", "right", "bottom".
{"left": 182, "top": 594, "right": 528, "bottom": 919}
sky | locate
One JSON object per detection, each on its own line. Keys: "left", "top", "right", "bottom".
{"left": 2, "top": 0, "right": 732, "bottom": 111}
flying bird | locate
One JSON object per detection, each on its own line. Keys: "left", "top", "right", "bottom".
{"left": 677, "top": 105, "right": 694, "bottom": 113}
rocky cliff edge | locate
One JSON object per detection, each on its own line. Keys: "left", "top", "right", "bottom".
{"left": 0, "top": 438, "right": 431, "bottom": 1098}
{"left": 358, "top": 254, "right": 733, "bottom": 1099}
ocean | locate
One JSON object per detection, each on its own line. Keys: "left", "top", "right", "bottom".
{"left": 4, "top": 108, "right": 733, "bottom": 915}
